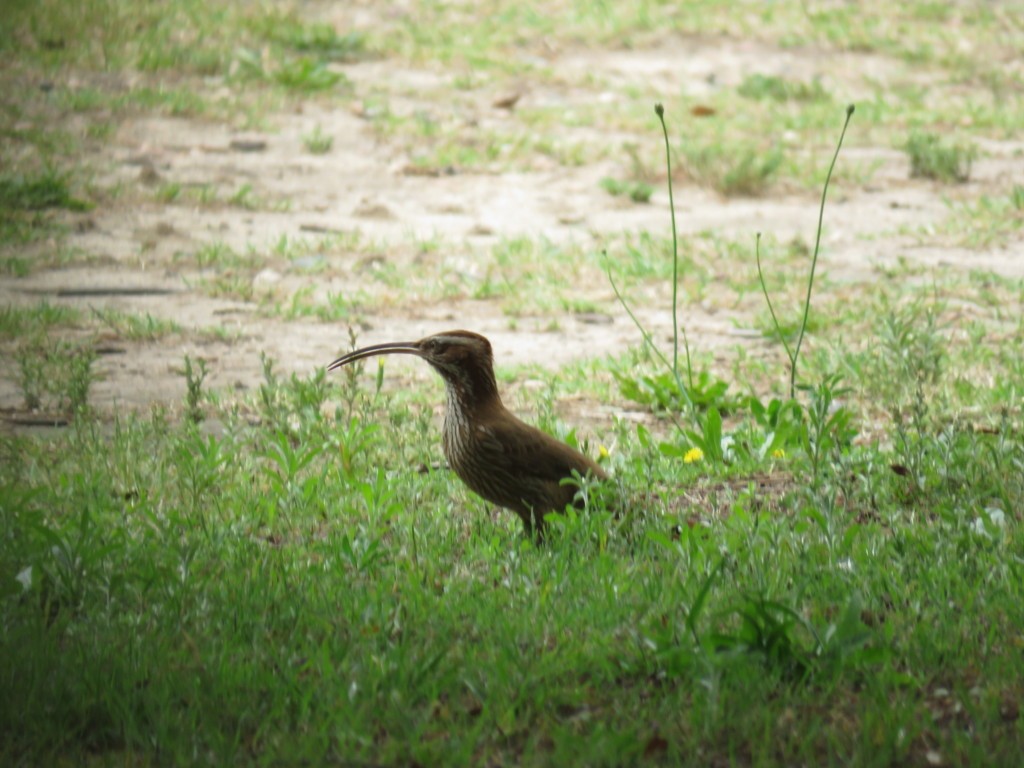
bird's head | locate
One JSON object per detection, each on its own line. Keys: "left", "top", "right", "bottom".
{"left": 328, "top": 330, "right": 499, "bottom": 407}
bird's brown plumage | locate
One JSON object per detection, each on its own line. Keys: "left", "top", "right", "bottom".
{"left": 328, "top": 330, "right": 606, "bottom": 536}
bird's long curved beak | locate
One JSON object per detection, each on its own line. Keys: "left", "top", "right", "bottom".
{"left": 327, "top": 341, "right": 422, "bottom": 371}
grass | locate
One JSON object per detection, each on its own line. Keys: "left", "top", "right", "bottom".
{"left": 600, "top": 176, "right": 654, "bottom": 203}
{"left": 1, "top": 1, "right": 366, "bottom": 84}
{"left": 2, "top": 0, "right": 1024, "bottom": 765}
{"left": 0, "top": 171, "right": 90, "bottom": 212}
{"left": 11, "top": 333, "right": 97, "bottom": 413}
{"left": 90, "top": 307, "right": 182, "bottom": 341}
{"left": 931, "top": 185, "right": 1024, "bottom": 248}
{"left": 680, "top": 139, "right": 786, "bottom": 197}
{"left": 0, "top": 170, "right": 90, "bottom": 247}
{"left": 1, "top": 337, "right": 1021, "bottom": 764}
{"left": 303, "top": 125, "right": 334, "bottom": 155}
{"left": 905, "top": 131, "right": 976, "bottom": 183}
{"left": 0, "top": 302, "right": 82, "bottom": 339}
{"left": 737, "top": 74, "right": 829, "bottom": 103}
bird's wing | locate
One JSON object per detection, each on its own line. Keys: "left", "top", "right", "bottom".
{"left": 473, "top": 418, "right": 605, "bottom": 484}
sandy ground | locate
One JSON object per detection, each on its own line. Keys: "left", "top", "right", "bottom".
{"left": 2, "top": 30, "right": 1022, "bottom": 422}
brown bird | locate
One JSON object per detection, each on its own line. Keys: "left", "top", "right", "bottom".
{"left": 327, "top": 330, "right": 606, "bottom": 536}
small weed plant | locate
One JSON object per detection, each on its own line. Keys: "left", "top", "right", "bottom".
{"left": 682, "top": 141, "right": 784, "bottom": 196}
{"left": 303, "top": 125, "right": 334, "bottom": 154}
{"left": 609, "top": 103, "right": 856, "bottom": 474}
{"left": 905, "top": 130, "right": 976, "bottom": 182}
{"left": 13, "top": 334, "right": 97, "bottom": 416}
{"left": 182, "top": 354, "right": 209, "bottom": 424}
{"left": 599, "top": 176, "right": 653, "bottom": 203}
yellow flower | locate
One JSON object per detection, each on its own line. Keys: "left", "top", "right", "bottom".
{"left": 683, "top": 447, "right": 704, "bottom": 464}
{"left": 598, "top": 444, "right": 610, "bottom": 460}
{"left": 771, "top": 448, "right": 786, "bottom": 459}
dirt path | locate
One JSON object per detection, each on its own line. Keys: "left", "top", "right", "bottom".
{"left": 2, "top": 34, "right": 1021, "bottom": 417}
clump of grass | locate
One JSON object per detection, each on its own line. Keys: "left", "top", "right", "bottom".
{"left": 0, "top": 170, "right": 91, "bottom": 245}
{"left": 253, "top": 15, "right": 366, "bottom": 62}
{"left": 1011, "top": 184, "right": 1024, "bottom": 210}
{"left": 120, "top": 84, "right": 210, "bottom": 117}
{"left": 905, "top": 130, "right": 975, "bottom": 182}
{"left": 0, "top": 302, "right": 81, "bottom": 340}
{"left": 925, "top": 184, "right": 1024, "bottom": 248}
{"left": 303, "top": 125, "right": 334, "bottom": 154}
{"left": 14, "top": 334, "right": 97, "bottom": 415}
{"left": 0, "top": 256, "right": 31, "bottom": 276}
{"left": 182, "top": 354, "right": 209, "bottom": 424}
{"left": 273, "top": 57, "right": 348, "bottom": 92}
{"left": 228, "top": 183, "right": 258, "bottom": 209}
{"left": 90, "top": 308, "right": 181, "bottom": 341}
{"left": 14, "top": 343, "right": 47, "bottom": 411}
{"left": 682, "top": 143, "right": 784, "bottom": 197}
{"left": 738, "top": 74, "right": 828, "bottom": 102}
{"left": 155, "top": 182, "right": 181, "bottom": 203}
{"left": 0, "top": 171, "right": 90, "bottom": 212}
{"left": 64, "top": 345, "right": 97, "bottom": 415}
{"left": 599, "top": 176, "right": 653, "bottom": 203}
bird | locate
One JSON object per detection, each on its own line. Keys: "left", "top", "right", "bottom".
{"left": 327, "top": 330, "right": 607, "bottom": 537}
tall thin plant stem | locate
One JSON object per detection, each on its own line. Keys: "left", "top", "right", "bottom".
{"left": 755, "top": 232, "right": 794, "bottom": 366}
{"left": 607, "top": 265, "right": 693, "bottom": 421}
{"left": 655, "top": 103, "right": 693, "bottom": 392}
{"left": 787, "top": 104, "right": 855, "bottom": 398}
{"left": 756, "top": 105, "right": 855, "bottom": 399}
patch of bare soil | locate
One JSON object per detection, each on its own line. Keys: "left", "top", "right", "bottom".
{"left": 1, "top": 33, "right": 1021, "bottom": 423}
